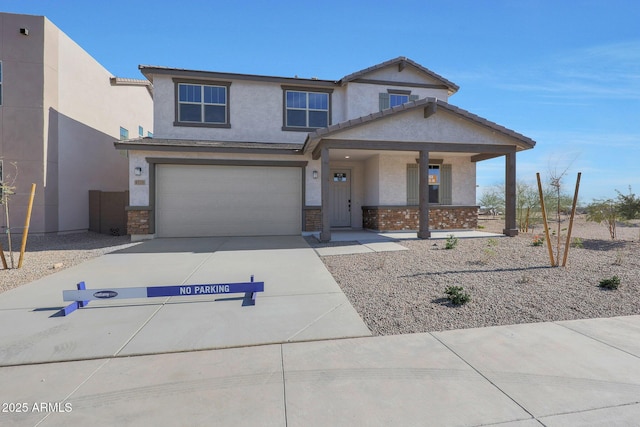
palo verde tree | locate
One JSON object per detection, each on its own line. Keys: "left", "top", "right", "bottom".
{"left": 586, "top": 199, "right": 619, "bottom": 240}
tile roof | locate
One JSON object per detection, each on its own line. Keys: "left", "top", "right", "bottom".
{"left": 109, "top": 77, "right": 151, "bottom": 86}
{"left": 114, "top": 138, "right": 303, "bottom": 153}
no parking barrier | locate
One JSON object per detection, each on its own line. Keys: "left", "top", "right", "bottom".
{"left": 59, "top": 276, "right": 264, "bottom": 316}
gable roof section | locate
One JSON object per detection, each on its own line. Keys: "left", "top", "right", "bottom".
{"left": 340, "top": 57, "right": 460, "bottom": 94}
{"left": 303, "top": 97, "right": 536, "bottom": 153}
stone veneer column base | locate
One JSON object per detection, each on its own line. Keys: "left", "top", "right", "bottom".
{"left": 303, "top": 207, "right": 322, "bottom": 232}
{"left": 362, "top": 206, "right": 478, "bottom": 231}
{"left": 126, "top": 208, "right": 151, "bottom": 235}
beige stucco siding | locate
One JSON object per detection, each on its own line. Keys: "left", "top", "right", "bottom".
{"left": 344, "top": 83, "right": 449, "bottom": 120}
{"left": 449, "top": 156, "right": 476, "bottom": 205}
{"left": 361, "top": 153, "right": 476, "bottom": 207}
{"left": 364, "top": 65, "right": 448, "bottom": 86}
{"left": 0, "top": 13, "right": 152, "bottom": 234}
{"left": 0, "top": 14, "right": 48, "bottom": 232}
{"left": 55, "top": 24, "right": 152, "bottom": 232}
{"left": 153, "top": 76, "right": 347, "bottom": 143}
{"left": 328, "top": 108, "right": 521, "bottom": 147}
{"left": 364, "top": 155, "right": 380, "bottom": 205}
{"left": 305, "top": 157, "right": 321, "bottom": 205}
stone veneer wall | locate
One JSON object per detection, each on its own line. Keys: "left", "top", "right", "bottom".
{"left": 362, "top": 206, "right": 478, "bottom": 231}
{"left": 303, "top": 207, "right": 322, "bottom": 231}
{"left": 126, "top": 209, "right": 151, "bottom": 235}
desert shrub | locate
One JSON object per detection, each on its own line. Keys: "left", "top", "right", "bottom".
{"left": 598, "top": 276, "right": 620, "bottom": 290}
{"left": 616, "top": 186, "right": 640, "bottom": 220}
{"left": 445, "top": 234, "right": 458, "bottom": 250}
{"left": 444, "top": 286, "right": 471, "bottom": 305}
{"left": 571, "top": 237, "right": 584, "bottom": 248}
{"left": 586, "top": 199, "right": 618, "bottom": 239}
{"left": 532, "top": 235, "right": 544, "bottom": 246}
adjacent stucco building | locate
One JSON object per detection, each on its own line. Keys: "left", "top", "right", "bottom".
{"left": 0, "top": 12, "right": 153, "bottom": 234}
{"left": 117, "top": 57, "right": 534, "bottom": 241}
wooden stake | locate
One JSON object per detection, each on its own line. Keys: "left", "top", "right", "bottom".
{"left": 537, "top": 173, "right": 555, "bottom": 267}
{"left": 562, "top": 173, "right": 581, "bottom": 267}
{"left": 0, "top": 240, "right": 7, "bottom": 269}
{"left": 17, "top": 183, "right": 36, "bottom": 269}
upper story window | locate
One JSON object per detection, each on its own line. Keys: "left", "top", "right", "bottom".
{"left": 174, "top": 79, "right": 231, "bottom": 128}
{"left": 138, "top": 126, "right": 144, "bottom": 137}
{"left": 390, "top": 94, "right": 409, "bottom": 107}
{"left": 380, "top": 90, "right": 418, "bottom": 111}
{"left": 282, "top": 86, "right": 332, "bottom": 131}
{"left": 120, "top": 127, "right": 129, "bottom": 140}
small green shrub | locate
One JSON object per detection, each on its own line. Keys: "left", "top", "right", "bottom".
{"left": 599, "top": 276, "right": 620, "bottom": 290}
{"left": 532, "top": 235, "right": 544, "bottom": 246}
{"left": 487, "top": 238, "right": 498, "bottom": 247}
{"left": 444, "top": 286, "right": 471, "bottom": 305}
{"left": 445, "top": 234, "right": 458, "bottom": 250}
{"left": 571, "top": 237, "right": 584, "bottom": 248}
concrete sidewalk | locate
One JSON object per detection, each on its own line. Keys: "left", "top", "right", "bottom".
{"left": 0, "top": 236, "right": 370, "bottom": 366}
{"left": 1, "top": 316, "right": 639, "bottom": 426}
{"left": 311, "top": 229, "right": 504, "bottom": 256}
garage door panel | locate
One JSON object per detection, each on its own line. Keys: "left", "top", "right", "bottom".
{"left": 156, "top": 165, "right": 302, "bottom": 237}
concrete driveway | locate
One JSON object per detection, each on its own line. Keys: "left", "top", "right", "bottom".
{"left": 0, "top": 236, "right": 371, "bottom": 366}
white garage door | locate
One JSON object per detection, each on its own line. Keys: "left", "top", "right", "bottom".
{"left": 156, "top": 164, "right": 302, "bottom": 237}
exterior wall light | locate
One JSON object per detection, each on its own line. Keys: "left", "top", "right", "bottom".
{"left": 134, "top": 167, "right": 143, "bottom": 176}
{"left": 20, "top": 28, "right": 29, "bottom": 36}
{"left": 312, "top": 170, "right": 318, "bottom": 179}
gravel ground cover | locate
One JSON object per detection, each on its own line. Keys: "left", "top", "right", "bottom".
{"left": 315, "top": 215, "right": 640, "bottom": 335}
{"left": 0, "top": 232, "right": 138, "bottom": 294}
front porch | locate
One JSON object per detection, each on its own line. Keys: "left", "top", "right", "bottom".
{"left": 301, "top": 98, "right": 533, "bottom": 242}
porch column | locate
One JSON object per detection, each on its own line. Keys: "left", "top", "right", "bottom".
{"left": 320, "top": 146, "right": 331, "bottom": 242}
{"left": 418, "top": 150, "right": 431, "bottom": 239}
{"left": 503, "top": 151, "right": 518, "bottom": 236}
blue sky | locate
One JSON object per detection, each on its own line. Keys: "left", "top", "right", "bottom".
{"left": 2, "top": 0, "right": 639, "bottom": 203}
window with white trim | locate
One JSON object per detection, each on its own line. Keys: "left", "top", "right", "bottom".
{"left": 120, "top": 127, "right": 128, "bottom": 140}
{"left": 284, "top": 90, "right": 329, "bottom": 129}
{"left": 175, "top": 81, "right": 230, "bottom": 126}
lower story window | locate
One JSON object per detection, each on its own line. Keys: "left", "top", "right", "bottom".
{"left": 407, "top": 163, "right": 451, "bottom": 205}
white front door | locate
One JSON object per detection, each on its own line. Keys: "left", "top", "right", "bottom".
{"left": 330, "top": 169, "right": 351, "bottom": 227}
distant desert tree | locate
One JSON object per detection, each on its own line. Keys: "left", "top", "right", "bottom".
{"left": 586, "top": 199, "right": 618, "bottom": 240}
{"left": 478, "top": 186, "right": 504, "bottom": 216}
{"left": 615, "top": 186, "right": 640, "bottom": 220}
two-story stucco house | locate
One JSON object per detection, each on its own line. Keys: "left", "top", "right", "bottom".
{"left": 0, "top": 12, "right": 153, "bottom": 235}
{"left": 116, "top": 57, "right": 534, "bottom": 242}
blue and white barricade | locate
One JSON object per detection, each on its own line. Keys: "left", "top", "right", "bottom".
{"left": 60, "top": 276, "right": 264, "bottom": 316}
